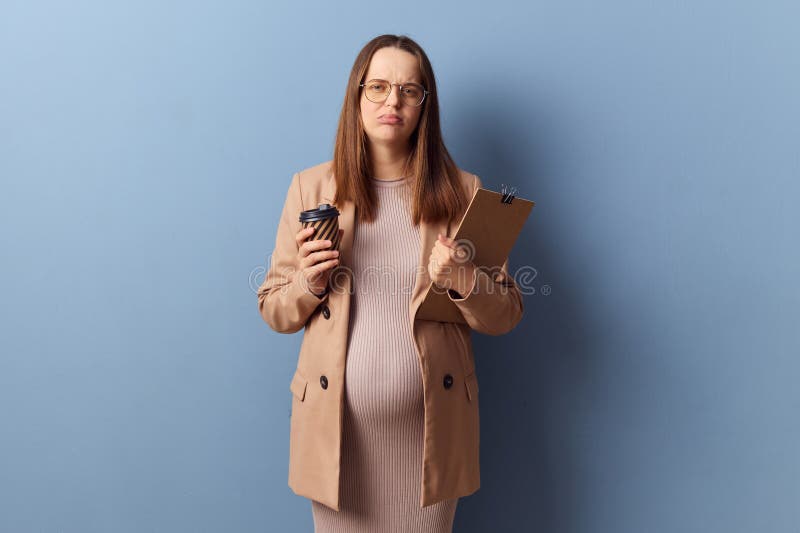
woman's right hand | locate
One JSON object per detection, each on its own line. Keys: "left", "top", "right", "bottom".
{"left": 295, "top": 226, "right": 343, "bottom": 296}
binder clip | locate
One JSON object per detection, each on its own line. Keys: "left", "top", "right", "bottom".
{"left": 500, "top": 183, "right": 518, "bottom": 204}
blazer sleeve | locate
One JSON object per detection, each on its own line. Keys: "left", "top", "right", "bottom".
{"left": 445, "top": 174, "right": 524, "bottom": 336}
{"left": 257, "top": 172, "right": 329, "bottom": 334}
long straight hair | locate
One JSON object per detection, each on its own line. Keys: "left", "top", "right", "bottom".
{"left": 331, "top": 34, "right": 468, "bottom": 225}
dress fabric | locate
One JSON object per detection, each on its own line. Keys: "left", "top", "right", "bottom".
{"left": 311, "top": 175, "right": 458, "bottom": 532}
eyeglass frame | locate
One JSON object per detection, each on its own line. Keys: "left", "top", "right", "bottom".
{"left": 358, "top": 78, "right": 430, "bottom": 107}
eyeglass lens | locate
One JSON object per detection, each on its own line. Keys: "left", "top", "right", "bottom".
{"left": 363, "top": 80, "right": 425, "bottom": 106}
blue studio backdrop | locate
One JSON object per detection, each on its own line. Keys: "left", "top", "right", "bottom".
{"left": 1, "top": 1, "right": 798, "bottom": 532}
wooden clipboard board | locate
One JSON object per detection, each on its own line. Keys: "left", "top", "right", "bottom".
{"left": 416, "top": 186, "right": 535, "bottom": 324}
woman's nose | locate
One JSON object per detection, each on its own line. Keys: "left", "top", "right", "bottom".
{"left": 384, "top": 86, "right": 401, "bottom": 107}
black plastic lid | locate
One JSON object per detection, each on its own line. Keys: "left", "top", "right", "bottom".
{"left": 299, "top": 203, "right": 340, "bottom": 223}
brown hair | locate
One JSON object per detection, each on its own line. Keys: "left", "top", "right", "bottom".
{"left": 331, "top": 34, "right": 468, "bottom": 225}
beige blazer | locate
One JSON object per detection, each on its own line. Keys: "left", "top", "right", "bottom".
{"left": 257, "top": 160, "right": 523, "bottom": 511}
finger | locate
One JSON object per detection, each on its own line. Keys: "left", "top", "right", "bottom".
{"left": 300, "top": 238, "right": 334, "bottom": 257}
{"left": 431, "top": 246, "right": 449, "bottom": 265}
{"left": 296, "top": 226, "right": 316, "bottom": 246}
{"left": 309, "top": 258, "right": 339, "bottom": 276}
{"left": 307, "top": 249, "right": 339, "bottom": 265}
{"left": 437, "top": 233, "right": 456, "bottom": 249}
{"left": 433, "top": 239, "right": 455, "bottom": 258}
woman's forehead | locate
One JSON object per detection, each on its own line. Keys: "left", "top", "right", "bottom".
{"left": 365, "top": 49, "right": 421, "bottom": 83}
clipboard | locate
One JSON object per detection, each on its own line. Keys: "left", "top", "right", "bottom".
{"left": 416, "top": 185, "right": 535, "bottom": 324}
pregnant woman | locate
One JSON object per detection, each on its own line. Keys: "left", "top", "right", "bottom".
{"left": 257, "top": 34, "right": 523, "bottom": 532}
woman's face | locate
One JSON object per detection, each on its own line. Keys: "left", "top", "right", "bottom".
{"left": 359, "top": 47, "right": 424, "bottom": 151}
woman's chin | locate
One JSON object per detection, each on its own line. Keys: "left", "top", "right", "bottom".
{"left": 369, "top": 132, "right": 409, "bottom": 146}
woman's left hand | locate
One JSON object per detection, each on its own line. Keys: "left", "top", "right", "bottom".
{"left": 428, "top": 233, "right": 478, "bottom": 297}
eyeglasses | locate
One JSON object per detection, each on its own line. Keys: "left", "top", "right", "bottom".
{"left": 359, "top": 79, "right": 429, "bottom": 107}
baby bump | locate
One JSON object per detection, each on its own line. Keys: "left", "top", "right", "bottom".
{"left": 344, "top": 320, "right": 424, "bottom": 425}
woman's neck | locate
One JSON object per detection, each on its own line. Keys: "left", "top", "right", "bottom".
{"left": 369, "top": 142, "right": 410, "bottom": 180}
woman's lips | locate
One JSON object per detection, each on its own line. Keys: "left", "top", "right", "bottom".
{"left": 378, "top": 116, "right": 402, "bottom": 124}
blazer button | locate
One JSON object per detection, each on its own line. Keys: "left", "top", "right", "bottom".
{"left": 321, "top": 305, "right": 331, "bottom": 319}
{"left": 443, "top": 374, "right": 454, "bottom": 389}
{"left": 320, "top": 375, "right": 328, "bottom": 390}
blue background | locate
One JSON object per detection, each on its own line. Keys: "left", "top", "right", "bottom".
{"left": 1, "top": 1, "right": 798, "bottom": 531}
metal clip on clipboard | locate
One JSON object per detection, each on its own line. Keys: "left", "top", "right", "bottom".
{"left": 500, "top": 183, "right": 518, "bottom": 204}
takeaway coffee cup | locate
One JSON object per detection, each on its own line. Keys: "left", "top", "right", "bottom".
{"left": 299, "top": 203, "right": 341, "bottom": 252}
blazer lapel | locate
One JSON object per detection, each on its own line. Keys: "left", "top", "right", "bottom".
{"left": 409, "top": 216, "right": 448, "bottom": 325}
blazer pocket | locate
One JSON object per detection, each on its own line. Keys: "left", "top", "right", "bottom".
{"left": 289, "top": 369, "right": 308, "bottom": 402}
